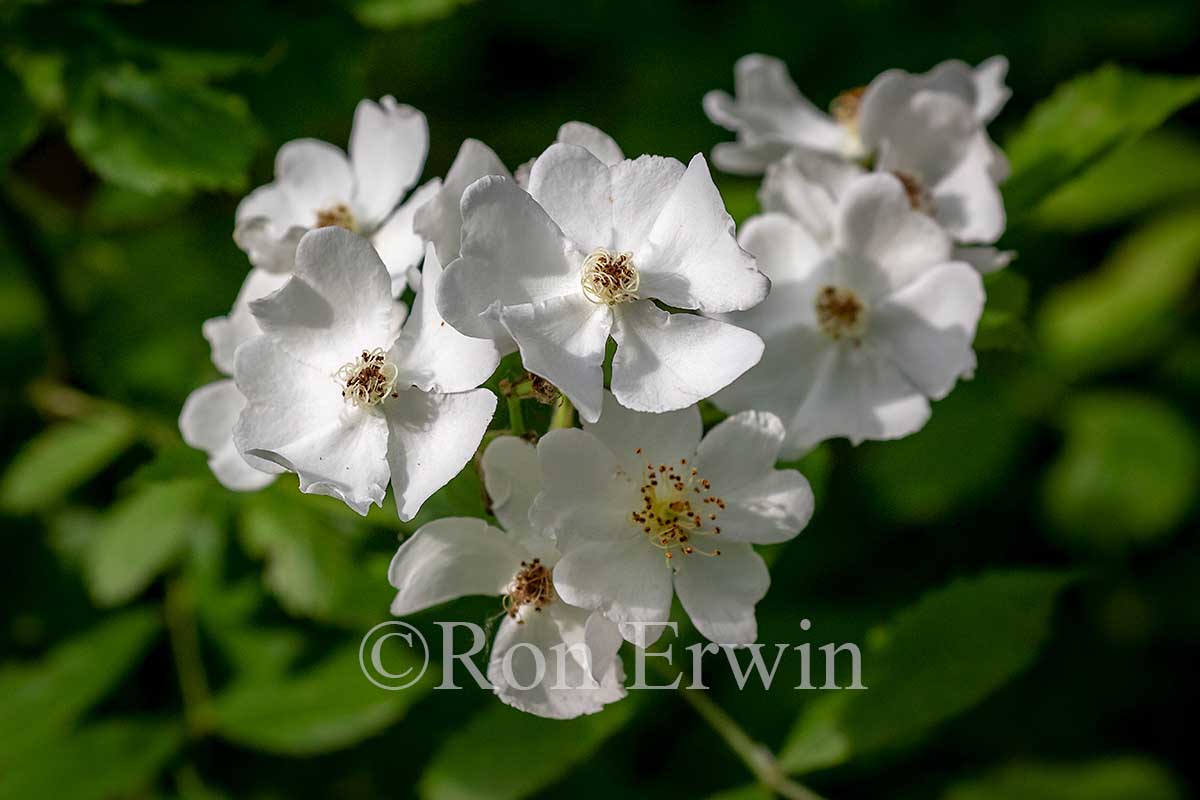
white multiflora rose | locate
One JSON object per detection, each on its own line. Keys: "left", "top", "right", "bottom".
{"left": 232, "top": 227, "right": 499, "bottom": 518}
{"left": 531, "top": 393, "right": 814, "bottom": 647}
{"left": 389, "top": 437, "right": 626, "bottom": 719}
{"left": 712, "top": 172, "right": 985, "bottom": 458}
{"left": 436, "top": 143, "right": 770, "bottom": 423}
{"left": 234, "top": 96, "right": 439, "bottom": 295}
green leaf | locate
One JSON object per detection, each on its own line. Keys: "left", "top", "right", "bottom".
{"left": 349, "top": 0, "right": 476, "bottom": 29}
{"left": 0, "top": 718, "right": 184, "bottom": 800}
{"left": 419, "top": 701, "right": 637, "bottom": 800}
{"left": 974, "top": 271, "right": 1031, "bottom": 351}
{"left": 0, "top": 608, "right": 160, "bottom": 766}
{"left": 239, "top": 490, "right": 394, "bottom": 626}
{"left": 1038, "top": 206, "right": 1200, "bottom": 378}
{"left": 1035, "top": 131, "right": 1200, "bottom": 230}
{"left": 0, "top": 411, "right": 137, "bottom": 514}
{"left": 780, "top": 571, "right": 1073, "bottom": 774}
{"left": 0, "top": 62, "right": 39, "bottom": 165}
{"left": 214, "top": 640, "right": 431, "bottom": 755}
{"left": 1043, "top": 392, "right": 1199, "bottom": 554}
{"left": 1004, "top": 65, "right": 1200, "bottom": 210}
{"left": 85, "top": 478, "right": 214, "bottom": 606}
{"left": 67, "top": 64, "right": 262, "bottom": 194}
{"left": 943, "top": 757, "right": 1183, "bottom": 800}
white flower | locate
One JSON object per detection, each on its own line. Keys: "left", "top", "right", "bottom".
{"left": 712, "top": 172, "right": 985, "bottom": 457}
{"left": 232, "top": 227, "right": 499, "bottom": 518}
{"left": 388, "top": 436, "right": 626, "bottom": 719}
{"left": 531, "top": 393, "right": 814, "bottom": 647}
{"left": 180, "top": 380, "right": 281, "bottom": 491}
{"left": 436, "top": 143, "right": 770, "bottom": 422}
{"left": 234, "top": 96, "right": 439, "bottom": 295}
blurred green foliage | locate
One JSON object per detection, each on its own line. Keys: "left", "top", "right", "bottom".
{"left": 0, "top": 1, "right": 1198, "bottom": 798}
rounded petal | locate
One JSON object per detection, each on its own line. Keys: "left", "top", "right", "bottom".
{"left": 249, "top": 227, "right": 396, "bottom": 373}
{"left": 437, "top": 176, "right": 578, "bottom": 343}
{"left": 391, "top": 244, "right": 501, "bottom": 393}
{"left": 637, "top": 155, "right": 769, "bottom": 313}
{"left": 349, "top": 97, "right": 427, "bottom": 227}
{"left": 759, "top": 150, "right": 863, "bottom": 244}
{"left": 383, "top": 387, "right": 497, "bottom": 522}
{"left": 611, "top": 301, "right": 764, "bottom": 414}
{"left": 372, "top": 178, "right": 442, "bottom": 295}
{"left": 234, "top": 337, "right": 390, "bottom": 514}
{"left": 236, "top": 181, "right": 301, "bottom": 228}
{"left": 527, "top": 143, "right": 613, "bottom": 252}
{"left": 388, "top": 517, "right": 526, "bottom": 615}
{"left": 481, "top": 435, "right": 543, "bottom": 537}
{"left": 872, "top": 261, "right": 983, "bottom": 399}
{"left": 553, "top": 537, "right": 673, "bottom": 647}
{"left": 930, "top": 138, "right": 1006, "bottom": 244}
{"left": 233, "top": 217, "right": 305, "bottom": 275}
{"left": 672, "top": 542, "right": 768, "bottom": 645}
{"left": 556, "top": 121, "right": 625, "bottom": 166}
{"left": 499, "top": 295, "right": 612, "bottom": 424}
{"left": 583, "top": 390, "right": 702, "bottom": 480}
{"left": 953, "top": 245, "right": 1014, "bottom": 274}
{"left": 275, "top": 139, "right": 353, "bottom": 224}
{"left": 860, "top": 78, "right": 976, "bottom": 180}
{"left": 202, "top": 269, "right": 291, "bottom": 375}
{"left": 609, "top": 155, "right": 686, "bottom": 254}
{"left": 972, "top": 56, "right": 1012, "bottom": 123}
{"left": 730, "top": 213, "right": 828, "bottom": 340}
{"left": 414, "top": 138, "right": 510, "bottom": 265}
{"left": 694, "top": 410, "right": 786, "bottom": 493}
{"left": 179, "top": 380, "right": 278, "bottom": 491}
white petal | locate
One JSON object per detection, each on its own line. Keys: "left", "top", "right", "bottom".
{"left": 872, "top": 261, "right": 983, "bottom": 400}
{"left": 414, "top": 138, "right": 510, "bottom": 265}
{"left": 556, "top": 121, "right": 625, "bottom": 166}
{"left": 388, "top": 517, "right": 526, "bottom": 615}
{"left": 528, "top": 143, "right": 613, "bottom": 252}
{"left": 372, "top": 178, "right": 442, "bottom": 296}
{"left": 383, "top": 387, "right": 497, "bottom": 522}
{"left": 729, "top": 213, "right": 827, "bottom": 341}
{"left": 487, "top": 603, "right": 627, "bottom": 719}
{"left": 611, "top": 301, "right": 764, "bottom": 414}
{"left": 234, "top": 337, "right": 390, "bottom": 514}
{"left": 234, "top": 183, "right": 308, "bottom": 273}
{"left": 759, "top": 150, "right": 862, "bottom": 244}
{"left": 694, "top": 410, "right": 786, "bottom": 492}
{"left": 672, "top": 542, "right": 768, "bottom": 645}
{"left": 972, "top": 56, "right": 1012, "bottom": 123}
{"left": 583, "top": 390, "right": 701, "bottom": 480}
{"left": 860, "top": 77, "right": 976, "bottom": 182}
{"left": 236, "top": 181, "right": 302, "bottom": 228}
{"left": 481, "top": 435, "right": 542, "bottom": 537}
{"left": 202, "top": 269, "right": 291, "bottom": 375}
{"left": 275, "top": 139, "right": 354, "bottom": 225}
{"left": 391, "top": 244, "right": 501, "bottom": 393}
{"left": 553, "top": 537, "right": 673, "bottom": 647}
{"left": 609, "top": 155, "right": 686, "bottom": 254}
{"left": 835, "top": 173, "right": 953, "bottom": 298}
{"left": 637, "top": 154, "right": 769, "bottom": 313}
{"left": 499, "top": 295, "right": 611, "bottom": 424}
{"left": 953, "top": 245, "right": 1014, "bottom": 274}
{"left": 249, "top": 227, "right": 395, "bottom": 373}
{"left": 179, "top": 380, "right": 278, "bottom": 491}
{"left": 438, "top": 176, "right": 578, "bottom": 343}
{"left": 930, "top": 138, "right": 1006, "bottom": 244}
{"left": 349, "top": 97, "right": 427, "bottom": 227}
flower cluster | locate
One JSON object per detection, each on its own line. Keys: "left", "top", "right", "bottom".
{"left": 181, "top": 54, "right": 1006, "bottom": 719}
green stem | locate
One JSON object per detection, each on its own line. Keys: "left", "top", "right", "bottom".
{"left": 549, "top": 396, "right": 575, "bottom": 429}
{"left": 165, "top": 577, "right": 214, "bottom": 737}
{"left": 506, "top": 394, "right": 526, "bottom": 437}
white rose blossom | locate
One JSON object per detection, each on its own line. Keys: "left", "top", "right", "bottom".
{"left": 389, "top": 436, "right": 626, "bottom": 719}
{"left": 436, "top": 143, "right": 770, "bottom": 423}
{"left": 712, "top": 172, "right": 985, "bottom": 457}
{"left": 234, "top": 96, "right": 440, "bottom": 295}
{"left": 232, "top": 227, "right": 499, "bottom": 518}
{"left": 531, "top": 393, "right": 814, "bottom": 647}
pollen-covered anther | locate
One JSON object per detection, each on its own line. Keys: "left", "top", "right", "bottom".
{"left": 334, "top": 347, "right": 399, "bottom": 407}
{"left": 503, "top": 558, "right": 556, "bottom": 621}
{"left": 630, "top": 454, "right": 723, "bottom": 562}
{"left": 315, "top": 203, "right": 359, "bottom": 232}
{"left": 830, "top": 86, "right": 866, "bottom": 130}
{"left": 815, "top": 285, "right": 869, "bottom": 341}
{"left": 891, "top": 171, "right": 935, "bottom": 214}
{"left": 580, "top": 248, "right": 639, "bottom": 305}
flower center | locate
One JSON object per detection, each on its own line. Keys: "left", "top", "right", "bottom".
{"left": 503, "top": 558, "right": 555, "bottom": 620}
{"left": 334, "top": 348, "right": 399, "bottom": 407}
{"left": 581, "top": 248, "right": 639, "bottom": 305}
{"left": 315, "top": 203, "right": 359, "bottom": 232}
{"left": 630, "top": 454, "right": 724, "bottom": 562}
{"left": 831, "top": 87, "right": 865, "bottom": 132}
{"left": 815, "top": 285, "right": 868, "bottom": 341}
{"left": 891, "top": 171, "right": 935, "bottom": 214}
